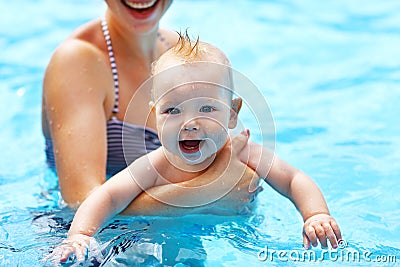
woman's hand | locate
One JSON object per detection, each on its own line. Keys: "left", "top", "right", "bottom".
{"left": 200, "top": 130, "right": 263, "bottom": 213}
{"left": 302, "top": 213, "right": 342, "bottom": 249}
{"left": 43, "top": 234, "right": 103, "bottom": 265}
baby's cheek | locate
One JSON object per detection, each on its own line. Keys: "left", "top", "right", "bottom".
{"left": 214, "top": 131, "right": 229, "bottom": 150}
{"left": 158, "top": 118, "right": 177, "bottom": 135}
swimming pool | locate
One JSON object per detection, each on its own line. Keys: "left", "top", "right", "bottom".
{"left": 1, "top": 0, "right": 399, "bottom": 266}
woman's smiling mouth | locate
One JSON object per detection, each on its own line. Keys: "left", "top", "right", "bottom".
{"left": 121, "top": 0, "right": 158, "bottom": 11}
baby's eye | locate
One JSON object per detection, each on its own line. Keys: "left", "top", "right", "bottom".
{"left": 200, "top": 106, "right": 216, "bottom": 113}
{"left": 163, "top": 107, "right": 180, "bottom": 115}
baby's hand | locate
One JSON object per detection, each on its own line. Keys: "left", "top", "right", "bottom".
{"left": 302, "top": 213, "right": 342, "bottom": 249}
{"left": 43, "top": 234, "right": 103, "bottom": 265}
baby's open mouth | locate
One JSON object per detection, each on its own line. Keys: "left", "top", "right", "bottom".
{"left": 179, "top": 140, "right": 202, "bottom": 154}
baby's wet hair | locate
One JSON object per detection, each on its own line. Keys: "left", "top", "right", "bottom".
{"left": 150, "top": 30, "right": 234, "bottom": 102}
{"left": 151, "top": 29, "right": 231, "bottom": 74}
{"left": 174, "top": 29, "right": 201, "bottom": 61}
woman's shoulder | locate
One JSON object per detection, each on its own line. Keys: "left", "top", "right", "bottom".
{"left": 50, "top": 18, "right": 106, "bottom": 66}
{"left": 158, "top": 28, "right": 179, "bottom": 47}
{"left": 43, "top": 18, "right": 111, "bottom": 102}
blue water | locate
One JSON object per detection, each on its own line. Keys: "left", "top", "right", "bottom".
{"left": 1, "top": 0, "right": 400, "bottom": 266}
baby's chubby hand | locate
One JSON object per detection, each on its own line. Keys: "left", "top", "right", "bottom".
{"left": 302, "top": 213, "right": 342, "bottom": 249}
{"left": 43, "top": 233, "right": 103, "bottom": 265}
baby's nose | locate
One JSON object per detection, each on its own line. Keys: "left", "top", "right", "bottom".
{"left": 183, "top": 119, "right": 199, "bottom": 131}
{"left": 184, "top": 125, "right": 198, "bottom": 131}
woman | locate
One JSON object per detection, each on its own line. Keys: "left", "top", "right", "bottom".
{"left": 42, "top": 0, "right": 258, "bottom": 212}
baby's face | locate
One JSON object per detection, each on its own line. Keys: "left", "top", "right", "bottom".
{"left": 152, "top": 68, "right": 237, "bottom": 166}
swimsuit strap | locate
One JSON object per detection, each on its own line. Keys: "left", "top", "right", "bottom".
{"left": 157, "top": 31, "right": 172, "bottom": 50}
{"left": 101, "top": 18, "right": 119, "bottom": 115}
{"left": 101, "top": 18, "right": 171, "bottom": 117}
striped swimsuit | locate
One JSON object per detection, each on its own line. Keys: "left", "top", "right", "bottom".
{"left": 45, "top": 19, "right": 169, "bottom": 175}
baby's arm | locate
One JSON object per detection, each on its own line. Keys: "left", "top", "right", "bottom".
{"left": 239, "top": 139, "right": 342, "bottom": 249}
{"left": 45, "top": 152, "right": 159, "bottom": 264}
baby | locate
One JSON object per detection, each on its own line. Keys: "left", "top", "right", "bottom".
{"left": 46, "top": 33, "right": 341, "bottom": 263}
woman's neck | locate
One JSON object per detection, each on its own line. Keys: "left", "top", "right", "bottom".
{"left": 105, "top": 12, "right": 160, "bottom": 65}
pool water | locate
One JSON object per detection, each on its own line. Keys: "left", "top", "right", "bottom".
{"left": 1, "top": 0, "right": 400, "bottom": 266}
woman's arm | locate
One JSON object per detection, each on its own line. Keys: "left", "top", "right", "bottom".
{"left": 43, "top": 39, "right": 113, "bottom": 204}
{"left": 123, "top": 165, "right": 259, "bottom": 216}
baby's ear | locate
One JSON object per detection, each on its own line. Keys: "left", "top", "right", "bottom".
{"left": 232, "top": 98, "right": 242, "bottom": 113}
{"left": 229, "top": 98, "right": 242, "bottom": 128}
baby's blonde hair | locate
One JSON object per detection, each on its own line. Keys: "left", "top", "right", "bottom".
{"left": 153, "top": 30, "right": 231, "bottom": 72}
{"left": 174, "top": 30, "right": 201, "bottom": 61}
{"left": 151, "top": 31, "right": 233, "bottom": 102}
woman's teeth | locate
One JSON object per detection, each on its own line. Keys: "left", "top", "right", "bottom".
{"left": 124, "top": 0, "right": 157, "bottom": 9}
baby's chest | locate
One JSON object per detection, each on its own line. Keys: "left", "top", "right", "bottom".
{"left": 154, "top": 170, "right": 199, "bottom": 186}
